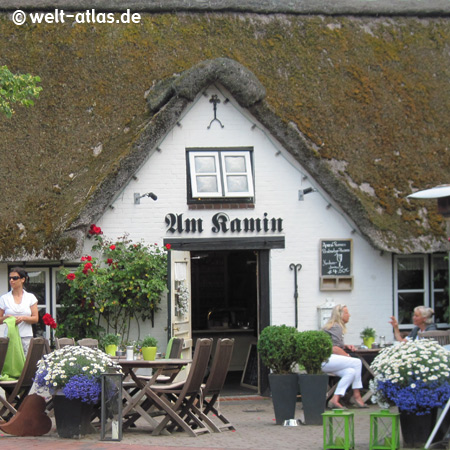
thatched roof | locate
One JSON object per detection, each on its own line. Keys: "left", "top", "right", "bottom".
{"left": 1, "top": 9, "right": 449, "bottom": 260}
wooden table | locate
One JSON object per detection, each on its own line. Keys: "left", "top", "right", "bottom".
{"left": 118, "top": 358, "right": 191, "bottom": 431}
{"left": 351, "top": 348, "right": 381, "bottom": 402}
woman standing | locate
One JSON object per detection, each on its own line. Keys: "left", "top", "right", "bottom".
{"left": 389, "top": 305, "right": 437, "bottom": 342}
{"left": 322, "top": 304, "right": 368, "bottom": 409}
{"left": 0, "top": 267, "right": 39, "bottom": 355}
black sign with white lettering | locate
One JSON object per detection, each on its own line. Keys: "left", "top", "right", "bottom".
{"left": 320, "top": 239, "right": 352, "bottom": 276}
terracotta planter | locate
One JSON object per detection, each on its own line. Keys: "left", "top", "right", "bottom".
{"left": 298, "top": 373, "right": 328, "bottom": 425}
{"left": 53, "top": 395, "right": 96, "bottom": 438}
{"left": 142, "top": 346, "right": 157, "bottom": 361}
{"left": 399, "top": 408, "right": 437, "bottom": 448}
{"left": 268, "top": 373, "right": 299, "bottom": 425}
{"left": 105, "top": 344, "right": 118, "bottom": 356}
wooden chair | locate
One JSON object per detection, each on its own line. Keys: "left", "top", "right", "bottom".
{"left": 0, "top": 337, "right": 9, "bottom": 374}
{"left": 418, "top": 329, "right": 450, "bottom": 346}
{"left": 190, "top": 338, "right": 235, "bottom": 432}
{"left": 0, "top": 337, "right": 46, "bottom": 418}
{"left": 55, "top": 337, "right": 75, "bottom": 349}
{"left": 156, "top": 337, "right": 185, "bottom": 383}
{"left": 149, "top": 338, "right": 213, "bottom": 437}
{"left": 77, "top": 338, "right": 98, "bottom": 349}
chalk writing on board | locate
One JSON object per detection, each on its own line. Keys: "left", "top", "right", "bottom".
{"left": 321, "top": 240, "right": 352, "bottom": 276}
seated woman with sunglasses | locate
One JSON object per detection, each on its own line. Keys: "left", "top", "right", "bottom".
{"left": 0, "top": 267, "right": 39, "bottom": 355}
{"left": 321, "top": 304, "right": 368, "bottom": 409}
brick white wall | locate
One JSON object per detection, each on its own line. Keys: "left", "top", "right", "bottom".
{"left": 93, "top": 84, "right": 394, "bottom": 346}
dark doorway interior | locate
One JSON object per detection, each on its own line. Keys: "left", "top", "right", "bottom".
{"left": 191, "top": 250, "right": 258, "bottom": 394}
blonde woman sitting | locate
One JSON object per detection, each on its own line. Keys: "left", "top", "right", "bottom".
{"left": 321, "top": 304, "right": 368, "bottom": 409}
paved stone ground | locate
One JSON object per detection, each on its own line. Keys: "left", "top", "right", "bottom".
{"left": 0, "top": 396, "right": 440, "bottom": 450}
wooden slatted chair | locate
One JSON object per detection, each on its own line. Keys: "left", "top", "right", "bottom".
{"left": 418, "top": 329, "right": 450, "bottom": 346}
{"left": 55, "top": 337, "right": 75, "bottom": 349}
{"left": 0, "top": 337, "right": 46, "bottom": 418}
{"left": 77, "top": 338, "right": 98, "bottom": 349}
{"left": 0, "top": 337, "right": 15, "bottom": 418}
{"left": 190, "top": 338, "right": 235, "bottom": 432}
{"left": 149, "top": 338, "right": 213, "bottom": 437}
{"left": 156, "top": 337, "right": 185, "bottom": 383}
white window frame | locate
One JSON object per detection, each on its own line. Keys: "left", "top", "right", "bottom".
{"left": 394, "top": 254, "right": 448, "bottom": 329}
{"left": 188, "top": 149, "right": 254, "bottom": 199}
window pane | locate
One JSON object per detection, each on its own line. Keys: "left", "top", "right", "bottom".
{"left": 195, "top": 156, "right": 216, "bottom": 173}
{"left": 433, "top": 256, "right": 448, "bottom": 289}
{"left": 224, "top": 155, "right": 246, "bottom": 173}
{"left": 398, "top": 292, "right": 424, "bottom": 324}
{"left": 196, "top": 176, "right": 218, "bottom": 193}
{"left": 397, "top": 258, "right": 424, "bottom": 290}
{"left": 433, "top": 291, "right": 447, "bottom": 324}
{"left": 226, "top": 175, "right": 249, "bottom": 192}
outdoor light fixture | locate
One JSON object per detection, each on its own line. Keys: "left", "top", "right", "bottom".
{"left": 298, "top": 187, "right": 317, "bottom": 201}
{"left": 134, "top": 192, "right": 158, "bottom": 204}
{"left": 323, "top": 409, "right": 355, "bottom": 450}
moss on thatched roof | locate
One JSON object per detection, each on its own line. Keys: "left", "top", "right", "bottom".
{"left": 0, "top": 12, "right": 449, "bottom": 260}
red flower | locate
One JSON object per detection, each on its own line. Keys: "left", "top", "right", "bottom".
{"left": 107, "top": 258, "right": 113, "bottom": 265}
{"left": 81, "top": 255, "right": 92, "bottom": 262}
{"left": 66, "top": 273, "right": 76, "bottom": 281}
{"left": 88, "top": 224, "right": 103, "bottom": 235}
{"left": 82, "top": 262, "right": 93, "bottom": 274}
{"left": 165, "top": 243, "right": 171, "bottom": 250}
{"left": 109, "top": 245, "right": 116, "bottom": 250}
{"left": 42, "top": 313, "right": 57, "bottom": 329}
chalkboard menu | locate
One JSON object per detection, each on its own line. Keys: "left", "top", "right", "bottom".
{"left": 241, "top": 343, "right": 258, "bottom": 390}
{"left": 320, "top": 239, "right": 353, "bottom": 291}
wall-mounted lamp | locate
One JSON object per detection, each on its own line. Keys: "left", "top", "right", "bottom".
{"left": 298, "top": 187, "right": 317, "bottom": 201}
{"left": 134, "top": 192, "right": 158, "bottom": 204}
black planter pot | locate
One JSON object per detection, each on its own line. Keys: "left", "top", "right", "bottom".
{"left": 53, "top": 395, "right": 96, "bottom": 439}
{"left": 268, "top": 373, "right": 299, "bottom": 425}
{"left": 399, "top": 409, "right": 437, "bottom": 448}
{"left": 298, "top": 373, "right": 329, "bottom": 425}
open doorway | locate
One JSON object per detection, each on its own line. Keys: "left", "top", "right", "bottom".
{"left": 191, "top": 250, "right": 258, "bottom": 394}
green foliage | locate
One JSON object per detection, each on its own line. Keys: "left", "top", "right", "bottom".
{"left": 101, "top": 333, "right": 121, "bottom": 348}
{"left": 360, "top": 326, "right": 376, "bottom": 339}
{"left": 56, "top": 230, "right": 169, "bottom": 342}
{"left": 0, "top": 65, "right": 42, "bottom": 118}
{"left": 257, "top": 325, "right": 299, "bottom": 374}
{"left": 141, "top": 336, "right": 158, "bottom": 348}
{"left": 295, "top": 330, "right": 332, "bottom": 375}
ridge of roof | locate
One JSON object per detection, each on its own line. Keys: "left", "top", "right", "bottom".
{"left": 1, "top": 0, "right": 450, "bottom": 16}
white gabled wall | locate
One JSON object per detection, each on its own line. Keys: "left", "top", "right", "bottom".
{"left": 94, "top": 84, "right": 394, "bottom": 346}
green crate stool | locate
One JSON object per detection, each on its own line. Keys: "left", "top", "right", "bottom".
{"left": 322, "top": 409, "right": 355, "bottom": 450}
{"left": 369, "top": 409, "right": 400, "bottom": 450}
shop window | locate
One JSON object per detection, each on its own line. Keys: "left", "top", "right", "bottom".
{"left": 394, "top": 254, "right": 448, "bottom": 327}
{"left": 187, "top": 148, "right": 254, "bottom": 203}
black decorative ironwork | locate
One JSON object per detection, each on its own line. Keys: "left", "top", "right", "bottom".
{"left": 207, "top": 94, "right": 224, "bottom": 129}
{"left": 289, "top": 263, "right": 302, "bottom": 328}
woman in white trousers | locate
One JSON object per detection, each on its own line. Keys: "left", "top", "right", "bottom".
{"left": 321, "top": 304, "right": 368, "bottom": 409}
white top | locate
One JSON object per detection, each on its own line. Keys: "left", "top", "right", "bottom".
{"left": 0, "top": 289, "right": 38, "bottom": 338}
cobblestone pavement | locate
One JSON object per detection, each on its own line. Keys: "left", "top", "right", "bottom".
{"left": 0, "top": 396, "right": 435, "bottom": 450}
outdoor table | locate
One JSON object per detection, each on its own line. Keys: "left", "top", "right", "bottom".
{"left": 118, "top": 358, "right": 191, "bottom": 431}
{"left": 350, "top": 348, "right": 381, "bottom": 402}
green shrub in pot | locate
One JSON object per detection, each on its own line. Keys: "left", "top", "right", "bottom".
{"left": 141, "top": 336, "right": 158, "bottom": 360}
{"left": 295, "top": 330, "right": 332, "bottom": 374}
{"left": 257, "top": 324, "right": 299, "bottom": 374}
{"left": 257, "top": 324, "right": 300, "bottom": 424}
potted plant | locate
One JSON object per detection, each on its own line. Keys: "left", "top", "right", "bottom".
{"left": 360, "top": 326, "right": 376, "bottom": 348}
{"left": 295, "top": 330, "right": 333, "bottom": 425}
{"left": 34, "top": 346, "right": 121, "bottom": 438}
{"left": 141, "top": 336, "right": 158, "bottom": 361}
{"left": 102, "top": 333, "right": 121, "bottom": 356}
{"left": 257, "top": 324, "right": 300, "bottom": 425}
{"left": 370, "top": 339, "right": 450, "bottom": 448}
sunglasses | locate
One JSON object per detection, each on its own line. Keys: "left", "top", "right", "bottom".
{"left": 9, "top": 276, "right": 21, "bottom": 281}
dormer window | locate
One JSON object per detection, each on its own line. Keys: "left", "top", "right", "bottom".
{"left": 187, "top": 148, "right": 254, "bottom": 203}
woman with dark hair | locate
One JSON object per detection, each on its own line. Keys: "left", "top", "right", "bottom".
{"left": 389, "top": 305, "right": 437, "bottom": 342}
{"left": 0, "top": 267, "right": 39, "bottom": 354}
{"left": 321, "top": 304, "right": 368, "bottom": 409}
